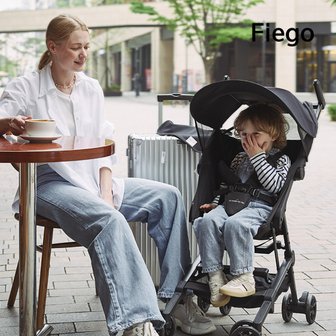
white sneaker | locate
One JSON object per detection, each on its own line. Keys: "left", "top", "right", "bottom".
{"left": 208, "top": 270, "right": 230, "bottom": 307}
{"left": 172, "top": 295, "right": 216, "bottom": 335}
{"left": 123, "top": 322, "right": 159, "bottom": 336}
{"left": 219, "top": 273, "right": 255, "bottom": 298}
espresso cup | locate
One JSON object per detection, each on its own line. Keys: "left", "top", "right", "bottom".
{"left": 25, "top": 119, "right": 57, "bottom": 137}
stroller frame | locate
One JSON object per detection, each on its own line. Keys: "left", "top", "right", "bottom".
{"left": 160, "top": 79, "right": 325, "bottom": 336}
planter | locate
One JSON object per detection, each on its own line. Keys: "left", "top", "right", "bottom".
{"left": 327, "top": 104, "right": 336, "bottom": 121}
{"left": 104, "top": 90, "right": 122, "bottom": 97}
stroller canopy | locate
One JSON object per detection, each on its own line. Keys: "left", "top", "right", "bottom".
{"left": 190, "top": 79, "right": 318, "bottom": 138}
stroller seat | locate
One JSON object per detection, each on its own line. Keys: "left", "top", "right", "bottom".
{"left": 160, "top": 78, "right": 324, "bottom": 336}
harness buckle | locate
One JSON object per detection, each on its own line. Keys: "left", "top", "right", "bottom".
{"left": 234, "top": 183, "right": 252, "bottom": 194}
{"left": 250, "top": 188, "right": 261, "bottom": 198}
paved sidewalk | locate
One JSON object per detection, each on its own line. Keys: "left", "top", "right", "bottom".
{"left": 0, "top": 95, "right": 336, "bottom": 336}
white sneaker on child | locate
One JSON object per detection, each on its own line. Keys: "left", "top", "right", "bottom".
{"left": 123, "top": 322, "right": 159, "bottom": 336}
{"left": 172, "top": 295, "right": 216, "bottom": 335}
{"left": 219, "top": 272, "right": 255, "bottom": 298}
{"left": 208, "top": 270, "right": 230, "bottom": 307}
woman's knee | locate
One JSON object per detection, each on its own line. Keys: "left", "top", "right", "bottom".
{"left": 130, "top": 180, "right": 183, "bottom": 213}
{"left": 159, "top": 184, "right": 182, "bottom": 204}
{"left": 40, "top": 197, "right": 126, "bottom": 246}
{"left": 87, "top": 209, "right": 134, "bottom": 248}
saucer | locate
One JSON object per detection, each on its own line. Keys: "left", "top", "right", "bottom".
{"left": 19, "top": 134, "right": 61, "bottom": 143}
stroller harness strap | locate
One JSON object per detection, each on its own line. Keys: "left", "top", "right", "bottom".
{"left": 214, "top": 151, "right": 283, "bottom": 215}
{"left": 215, "top": 182, "right": 277, "bottom": 216}
{"left": 217, "top": 183, "right": 277, "bottom": 206}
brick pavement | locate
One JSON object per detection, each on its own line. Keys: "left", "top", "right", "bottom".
{"left": 0, "top": 96, "right": 336, "bottom": 336}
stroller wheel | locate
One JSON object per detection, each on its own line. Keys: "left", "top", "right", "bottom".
{"left": 281, "top": 293, "right": 293, "bottom": 322}
{"left": 230, "top": 320, "right": 260, "bottom": 336}
{"left": 219, "top": 304, "right": 231, "bottom": 316}
{"left": 230, "top": 325, "right": 260, "bottom": 336}
{"left": 161, "top": 314, "right": 176, "bottom": 336}
{"left": 303, "top": 293, "right": 317, "bottom": 324}
{"left": 197, "top": 296, "right": 210, "bottom": 313}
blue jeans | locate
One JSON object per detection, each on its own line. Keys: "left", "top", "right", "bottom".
{"left": 36, "top": 166, "right": 191, "bottom": 334}
{"left": 120, "top": 178, "right": 191, "bottom": 299}
{"left": 193, "top": 202, "right": 272, "bottom": 275}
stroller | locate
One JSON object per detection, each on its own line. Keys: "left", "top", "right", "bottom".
{"left": 160, "top": 78, "right": 325, "bottom": 336}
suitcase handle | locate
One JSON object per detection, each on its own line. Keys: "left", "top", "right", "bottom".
{"left": 157, "top": 93, "right": 193, "bottom": 102}
{"left": 157, "top": 93, "right": 194, "bottom": 127}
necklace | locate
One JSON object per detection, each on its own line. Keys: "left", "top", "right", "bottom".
{"left": 54, "top": 74, "right": 76, "bottom": 90}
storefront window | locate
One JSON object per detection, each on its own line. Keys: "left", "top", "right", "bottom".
{"left": 322, "top": 35, "right": 336, "bottom": 92}
{"left": 297, "top": 41, "right": 317, "bottom": 92}
{"left": 131, "top": 44, "right": 151, "bottom": 91}
{"left": 213, "top": 38, "right": 275, "bottom": 86}
{"left": 297, "top": 33, "right": 336, "bottom": 92}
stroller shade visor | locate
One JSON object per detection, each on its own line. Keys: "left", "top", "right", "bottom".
{"left": 190, "top": 79, "right": 318, "bottom": 138}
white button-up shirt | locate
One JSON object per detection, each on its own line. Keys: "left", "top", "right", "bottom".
{"left": 0, "top": 64, "right": 124, "bottom": 211}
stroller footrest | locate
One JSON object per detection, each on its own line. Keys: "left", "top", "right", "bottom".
{"left": 255, "top": 240, "right": 283, "bottom": 254}
{"left": 162, "top": 292, "right": 183, "bottom": 315}
{"left": 185, "top": 281, "right": 210, "bottom": 295}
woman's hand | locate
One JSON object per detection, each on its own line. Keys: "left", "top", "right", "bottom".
{"left": 99, "top": 167, "right": 114, "bottom": 208}
{"left": 100, "top": 191, "right": 115, "bottom": 208}
{"left": 1, "top": 115, "right": 31, "bottom": 135}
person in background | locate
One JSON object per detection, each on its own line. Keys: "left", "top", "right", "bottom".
{"left": 0, "top": 14, "right": 215, "bottom": 336}
{"left": 133, "top": 72, "right": 141, "bottom": 97}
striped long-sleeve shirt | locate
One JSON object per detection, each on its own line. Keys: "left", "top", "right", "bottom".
{"left": 248, "top": 151, "right": 291, "bottom": 193}
{"left": 212, "top": 150, "right": 291, "bottom": 205}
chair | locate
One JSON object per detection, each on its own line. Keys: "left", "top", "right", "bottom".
{"left": 7, "top": 213, "right": 80, "bottom": 330}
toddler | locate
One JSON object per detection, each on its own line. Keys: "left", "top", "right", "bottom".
{"left": 193, "top": 104, "right": 291, "bottom": 307}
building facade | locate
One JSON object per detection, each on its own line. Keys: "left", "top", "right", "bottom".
{"left": 84, "top": 0, "right": 336, "bottom": 95}
{"left": 0, "top": 0, "right": 336, "bottom": 97}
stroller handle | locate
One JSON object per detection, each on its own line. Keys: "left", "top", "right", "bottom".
{"left": 157, "top": 93, "right": 193, "bottom": 102}
{"left": 313, "top": 79, "right": 325, "bottom": 110}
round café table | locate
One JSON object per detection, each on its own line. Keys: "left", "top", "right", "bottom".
{"left": 0, "top": 135, "right": 114, "bottom": 336}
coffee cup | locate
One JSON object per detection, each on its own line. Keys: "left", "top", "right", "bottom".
{"left": 25, "top": 119, "right": 57, "bottom": 137}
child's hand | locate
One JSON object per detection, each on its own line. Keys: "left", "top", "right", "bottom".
{"left": 242, "top": 134, "right": 265, "bottom": 157}
{"left": 200, "top": 203, "right": 217, "bottom": 212}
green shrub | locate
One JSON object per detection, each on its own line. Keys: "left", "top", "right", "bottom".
{"left": 108, "top": 83, "right": 121, "bottom": 92}
{"left": 328, "top": 104, "right": 336, "bottom": 121}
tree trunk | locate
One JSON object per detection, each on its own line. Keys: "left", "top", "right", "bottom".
{"left": 202, "top": 57, "right": 215, "bottom": 84}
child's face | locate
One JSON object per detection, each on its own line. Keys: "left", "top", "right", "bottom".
{"left": 239, "top": 120, "right": 275, "bottom": 153}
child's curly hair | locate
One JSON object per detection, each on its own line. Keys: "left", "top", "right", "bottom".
{"left": 234, "top": 104, "right": 289, "bottom": 150}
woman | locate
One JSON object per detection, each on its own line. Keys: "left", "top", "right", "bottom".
{"left": 0, "top": 14, "right": 215, "bottom": 336}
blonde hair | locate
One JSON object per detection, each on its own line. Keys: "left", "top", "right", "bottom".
{"left": 38, "top": 14, "right": 89, "bottom": 70}
{"left": 234, "top": 104, "right": 289, "bottom": 150}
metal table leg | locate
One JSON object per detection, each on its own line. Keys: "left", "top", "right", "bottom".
{"left": 36, "top": 324, "right": 54, "bottom": 336}
{"left": 19, "top": 162, "right": 37, "bottom": 336}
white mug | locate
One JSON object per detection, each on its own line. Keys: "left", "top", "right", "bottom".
{"left": 25, "top": 119, "right": 57, "bottom": 137}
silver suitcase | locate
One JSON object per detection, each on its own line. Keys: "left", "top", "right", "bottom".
{"left": 127, "top": 94, "right": 200, "bottom": 287}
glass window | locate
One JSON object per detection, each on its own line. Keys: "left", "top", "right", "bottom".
{"left": 322, "top": 35, "right": 336, "bottom": 92}
{"left": 297, "top": 33, "right": 336, "bottom": 92}
{"left": 213, "top": 37, "right": 275, "bottom": 86}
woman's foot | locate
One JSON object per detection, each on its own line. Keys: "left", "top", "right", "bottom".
{"left": 172, "top": 295, "right": 216, "bottom": 335}
{"left": 208, "top": 270, "right": 230, "bottom": 307}
{"left": 219, "top": 272, "right": 255, "bottom": 298}
{"left": 123, "top": 322, "right": 158, "bottom": 336}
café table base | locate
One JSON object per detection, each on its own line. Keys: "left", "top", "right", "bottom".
{"left": 0, "top": 136, "right": 114, "bottom": 336}
{"left": 36, "top": 324, "right": 53, "bottom": 336}
{"left": 19, "top": 164, "right": 54, "bottom": 336}
{"left": 19, "top": 162, "right": 37, "bottom": 336}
